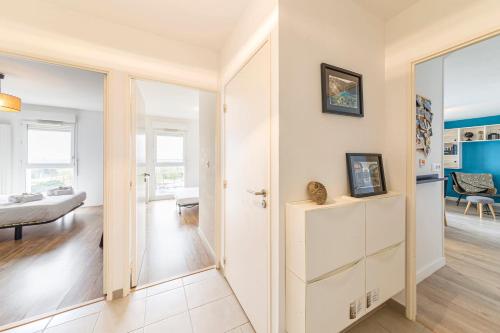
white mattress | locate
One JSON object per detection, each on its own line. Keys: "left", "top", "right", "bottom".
{"left": 0, "top": 191, "right": 86, "bottom": 227}
{"left": 174, "top": 187, "right": 199, "bottom": 206}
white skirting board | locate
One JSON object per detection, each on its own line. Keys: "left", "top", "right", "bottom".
{"left": 417, "top": 256, "right": 446, "bottom": 284}
{"left": 197, "top": 227, "right": 216, "bottom": 260}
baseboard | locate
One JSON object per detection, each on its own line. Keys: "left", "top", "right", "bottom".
{"left": 417, "top": 256, "right": 446, "bottom": 284}
{"left": 197, "top": 227, "right": 216, "bottom": 260}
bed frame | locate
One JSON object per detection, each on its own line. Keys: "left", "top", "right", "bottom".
{"left": 0, "top": 203, "right": 84, "bottom": 240}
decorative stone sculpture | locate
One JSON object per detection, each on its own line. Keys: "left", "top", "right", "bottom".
{"left": 307, "top": 181, "right": 327, "bottom": 205}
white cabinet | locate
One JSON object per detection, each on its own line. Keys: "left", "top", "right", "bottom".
{"left": 365, "top": 242, "right": 405, "bottom": 313}
{"left": 286, "top": 260, "right": 366, "bottom": 333}
{"left": 286, "top": 193, "right": 405, "bottom": 333}
{"left": 287, "top": 201, "right": 365, "bottom": 282}
{"left": 366, "top": 195, "right": 404, "bottom": 255}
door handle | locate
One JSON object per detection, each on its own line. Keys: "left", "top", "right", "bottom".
{"left": 143, "top": 173, "right": 150, "bottom": 177}
{"left": 247, "top": 189, "right": 267, "bottom": 197}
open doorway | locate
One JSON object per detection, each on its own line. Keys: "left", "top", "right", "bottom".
{"left": 414, "top": 34, "right": 500, "bottom": 331}
{"left": 0, "top": 54, "right": 105, "bottom": 327}
{"left": 131, "top": 79, "right": 217, "bottom": 288}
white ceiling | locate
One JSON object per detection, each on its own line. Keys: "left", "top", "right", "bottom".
{"left": 444, "top": 35, "right": 500, "bottom": 121}
{"left": 135, "top": 80, "right": 199, "bottom": 120}
{"left": 47, "top": 0, "right": 250, "bottom": 51}
{"left": 0, "top": 54, "right": 104, "bottom": 112}
{"left": 353, "top": 0, "right": 420, "bottom": 20}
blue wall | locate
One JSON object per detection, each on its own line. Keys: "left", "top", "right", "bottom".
{"left": 445, "top": 115, "right": 500, "bottom": 202}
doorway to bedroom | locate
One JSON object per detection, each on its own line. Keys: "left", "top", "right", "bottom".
{"left": 0, "top": 53, "right": 105, "bottom": 327}
{"left": 130, "top": 79, "right": 216, "bottom": 288}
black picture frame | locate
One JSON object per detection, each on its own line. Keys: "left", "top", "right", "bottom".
{"left": 346, "top": 153, "right": 387, "bottom": 198}
{"left": 321, "top": 63, "right": 364, "bottom": 117}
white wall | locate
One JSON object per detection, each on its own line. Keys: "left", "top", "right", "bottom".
{"left": 278, "top": 1, "right": 386, "bottom": 331}
{"left": 198, "top": 92, "right": 217, "bottom": 252}
{"left": 0, "top": 104, "right": 104, "bottom": 206}
{"left": 76, "top": 109, "right": 104, "bottom": 206}
{"left": 415, "top": 58, "right": 445, "bottom": 282}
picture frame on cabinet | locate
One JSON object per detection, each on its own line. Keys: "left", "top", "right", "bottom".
{"left": 346, "top": 153, "right": 387, "bottom": 197}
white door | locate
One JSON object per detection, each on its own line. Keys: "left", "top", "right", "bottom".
{"left": 131, "top": 81, "right": 148, "bottom": 287}
{"left": 224, "top": 41, "right": 270, "bottom": 333}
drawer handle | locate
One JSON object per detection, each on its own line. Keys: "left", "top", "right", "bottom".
{"left": 308, "top": 258, "right": 363, "bottom": 285}
{"left": 369, "top": 241, "right": 404, "bottom": 257}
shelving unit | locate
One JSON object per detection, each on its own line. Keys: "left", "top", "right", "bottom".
{"left": 458, "top": 124, "right": 500, "bottom": 142}
{"left": 443, "top": 128, "right": 461, "bottom": 169}
{"left": 443, "top": 124, "right": 500, "bottom": 169}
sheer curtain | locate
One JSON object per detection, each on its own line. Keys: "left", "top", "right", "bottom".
{"left": 0, "top": 123, "right": 12, "bottom": 194}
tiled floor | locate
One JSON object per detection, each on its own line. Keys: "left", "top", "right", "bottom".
{"left": 3, "top": 269, "right": 253, "bottom": 333}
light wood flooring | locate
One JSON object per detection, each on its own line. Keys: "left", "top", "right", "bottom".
{"left": 137, "top": 200, "right": 215, "bottom": 286}
{"left": 0, "top": 206, "right": 103, "bottom": 327}
{"left": 416, "top": 202, "right": 500, "bottom": 333}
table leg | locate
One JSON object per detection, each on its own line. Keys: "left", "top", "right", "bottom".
{"left": 488, "top": 204, "right": 496, "bottom": 220}
{"left": 479, "top": 203, "right": 484, "bottom": 219}
{"left": 464, "top": 201, "right": 472, "bottom": 215}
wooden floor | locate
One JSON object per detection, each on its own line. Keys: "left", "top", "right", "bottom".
{"left": 416, "top": 202, "right": 500, "bottom": 333}
{"left": 345, "top": 300, "right": 431, "bottom": 333}
{"left": 137, "top": 200, "right": 215, "bottom": 286}
{"left": 0, "top": 206, "right": 103, "bottom": 327}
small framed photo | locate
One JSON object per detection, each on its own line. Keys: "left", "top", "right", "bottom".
{"left": 346, "top": 153, "right": 387, "bottom": 197}
{"left": 321, "top": 63, "right": 363, "bottom": 117}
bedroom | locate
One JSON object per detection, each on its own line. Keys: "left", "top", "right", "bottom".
{"left": 0, "top": 53, "right": 104, "bottom": 326}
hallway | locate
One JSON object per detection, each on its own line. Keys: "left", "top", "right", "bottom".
{"left": 4, "top": 269, "right": 252, "bottom": 333}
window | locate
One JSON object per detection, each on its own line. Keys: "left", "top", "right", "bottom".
{"left": 154, "top": 132, "right": 185, "bottom": 196}
{"left": 25, "top": 124, "right": 75, "bottom": 193}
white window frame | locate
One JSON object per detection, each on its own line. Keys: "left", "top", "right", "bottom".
{"left": 152, "top": 130, "right": 186, "bottom": 199}
{"left": 24, "top": 122, "right": 77, "bottom": 193}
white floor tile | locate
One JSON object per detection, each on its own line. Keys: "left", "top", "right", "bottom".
{"left": 2, "top": 318, "right": 51, "bottom": 333}
{"left": 190, "top": 295, "right": 248, "bottom": 333}
{"left": 225, "top": 323, "right": 255, "bottom": 333}
{"left": 129, "top": 288, "right": 148, "bottom": 300}
{"left": 146, "top": 278, "right": 183, "bottom": 297}
{"left": 47, "top": 301, "right": 105, "bottom": 327}
{"left": 182, "top": 269, "right": 219, "bottom": 286}
{"left": 185, "top": 274, "right": 232, "bottom": 309}
{"left": 93, "top": 298, "right": 146, "bottom": 333}
{"left": 145, "top": 287, "right": 187, "bottom": 325}
{"left": 44, "top": 313, "right": 98, "bottom": 333}
{"left": 144, "top": 312, "right": 193, "bottom": 333}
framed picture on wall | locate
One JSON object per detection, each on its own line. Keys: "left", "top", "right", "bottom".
{"left": 321, "top": 63, "right": 364, "bottom": 117}
{"left": 346, "top": 153, "right": 387, "bottom": 197}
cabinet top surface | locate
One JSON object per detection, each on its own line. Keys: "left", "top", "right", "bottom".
{"left": 286, "top": 191, "right": 401, "bottom": 211}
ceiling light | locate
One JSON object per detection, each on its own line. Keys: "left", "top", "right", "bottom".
{"left": 0, "top": 73, "right": 21, "bottom": 112}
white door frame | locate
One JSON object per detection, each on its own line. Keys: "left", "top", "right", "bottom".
{"left": 128, "top": 76, "right": 221, "bottom": 286}
{"left": 405, "top": 28, "right": 500, "bottom": 320}
{"left": 0, "top": 49, "right": 110, "bottom": 295}
{"left": 220, "top": 37, "right": 275, "bottom": 333}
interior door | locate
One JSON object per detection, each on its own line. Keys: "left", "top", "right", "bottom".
{"left": 224, "top": 41, "right": 270, "bottom": 333}
{"left": 131, "top": 80, "right": 148, "bottom": 287}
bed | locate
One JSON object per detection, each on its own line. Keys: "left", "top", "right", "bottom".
{"left": 174, "top": 187, "right": 199, "bottom": 214}
{"left": 0, "top": 191, "right": 87, "bottom": 240}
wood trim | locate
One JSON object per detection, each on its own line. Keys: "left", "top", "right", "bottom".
{"left": 406, "top": 27, "right": 500, "bottom": 321}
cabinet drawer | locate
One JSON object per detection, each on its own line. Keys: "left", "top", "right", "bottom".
{"left": 306, "top": 259, "right": 365, "bottom": 332}
{"left": 365, "top": 242, "right": 405, "bottom": 313}
{"left": 366, "top": 195, "right": 404, "bottom": 255}
{"left": 305, "top": 203, "right": 365, "bottom": 281}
